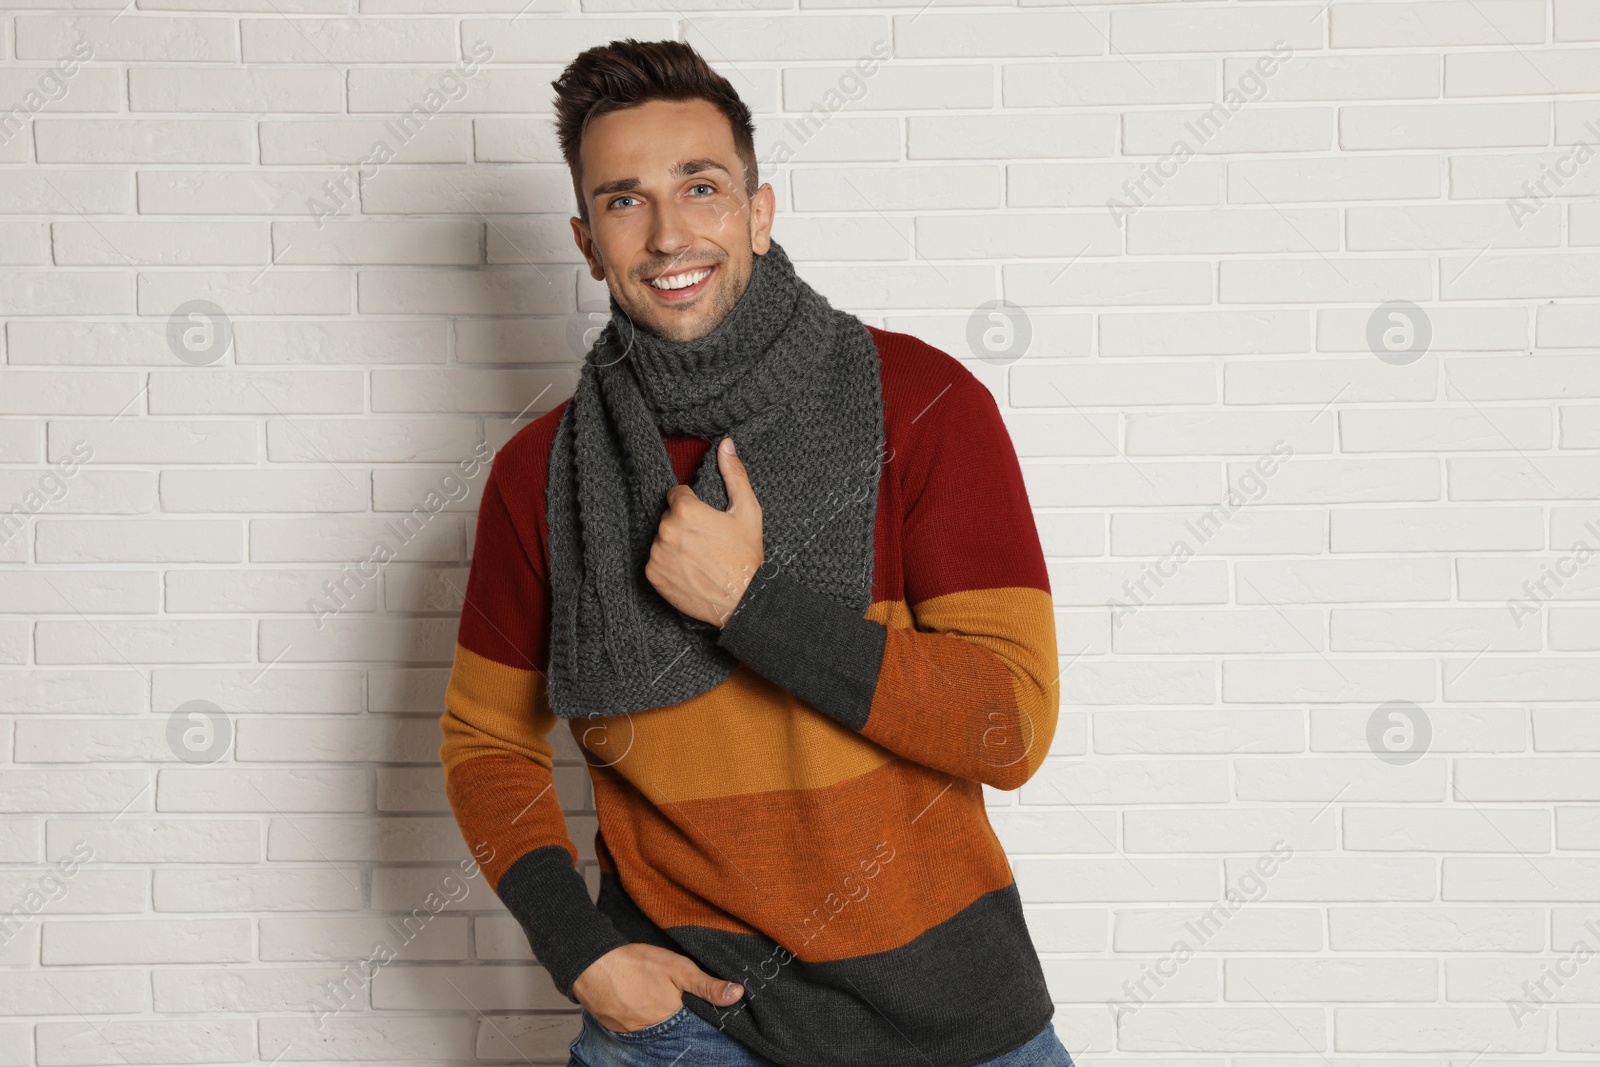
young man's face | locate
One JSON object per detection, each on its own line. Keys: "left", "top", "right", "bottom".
{"left": 571, "top": 97, "right": 775, "bottom": 343}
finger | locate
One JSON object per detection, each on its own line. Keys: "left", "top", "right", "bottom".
{"left": 681, "top": 960, "right": 744, "bottom": 1005}
{"left": 717, "top": 437, "right": 759, "bottom": 514}
{"left": 663, "top": 484, "right": 698, "bottom": 511}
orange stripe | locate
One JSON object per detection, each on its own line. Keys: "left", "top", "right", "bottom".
{"left": 869, "top": 586, "right": 1059, "bottom": 789}
{"left": 590, "top": 756, "right": 1016, "bottom": 961}
{"left": 444, "top": 752, "right": 578, "bottom": 891}
{"left": 440, "top": 646, "right": 579, "bottom": 890}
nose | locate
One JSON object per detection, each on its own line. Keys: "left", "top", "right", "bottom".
{"left": 645, "top": 200, "right": 698, "bottom": 277}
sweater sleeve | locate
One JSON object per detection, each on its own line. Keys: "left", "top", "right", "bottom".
{"left": 439, "top": 457, "right": 629, "bottom": 1004}
{"left": 715, "top": 373, "right": 1059, "bottom": 791}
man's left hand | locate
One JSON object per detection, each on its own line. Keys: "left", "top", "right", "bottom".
{"left": 645, "top": 437, "right": 764, "bottom": 629}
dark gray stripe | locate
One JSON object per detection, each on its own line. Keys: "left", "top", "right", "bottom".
{"left": 496, "top": 844, "right": 630, "bottom": 1004}
{"left": 598, "top": 870, "right": 1054, "bottom": 1067}
{"left": 714, "top": 566, "right": 887, "bottom": 733}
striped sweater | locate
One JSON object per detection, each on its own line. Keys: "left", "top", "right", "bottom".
{"left": 439, "top": 324, "right": 1061, "bottom": 1067}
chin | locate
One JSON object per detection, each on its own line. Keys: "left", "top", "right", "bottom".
{"left": 640, "top": 292, "right": 725, "bottom": 340}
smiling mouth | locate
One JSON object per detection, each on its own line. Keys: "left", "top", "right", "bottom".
{"left": 645, "top": 264, "right": 715, "bottom": 294}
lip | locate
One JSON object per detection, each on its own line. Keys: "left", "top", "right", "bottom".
{"left": 644, "top": 264, "right": 716, "bottom": 303}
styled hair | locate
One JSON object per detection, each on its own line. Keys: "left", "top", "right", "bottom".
{"left": 551, "top": 38, "right": 759, "bottom": 225}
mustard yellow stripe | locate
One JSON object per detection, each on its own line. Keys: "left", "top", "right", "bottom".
{"left": 565, "top": 599, "right": 914, "bottom": 806}
{"left": 439, "top": 643, "right": 556, "bottom": 777}
{"left": 444, "top": 589, "right": 1057, "bottom": 804}
{"left": 574, "top": 663, "right": 894, "bottom": 806}
{"left": 890, "top": 585, "right": 1060, "bottom": 785}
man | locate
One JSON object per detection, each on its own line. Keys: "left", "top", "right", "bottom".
{"left": 439, "top": 37, "right": 1071, "bottom": 1067}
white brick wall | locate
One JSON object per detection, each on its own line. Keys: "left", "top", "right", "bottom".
{"left": 1, "top": 0, "right": 1598, "bottom": 1062}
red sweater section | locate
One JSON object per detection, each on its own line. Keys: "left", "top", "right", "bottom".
{"left": 456, "top": 324, "right": 1049, "bottom": 673}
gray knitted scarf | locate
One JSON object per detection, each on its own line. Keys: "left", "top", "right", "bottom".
{"left": 544, "top": 239, "right": 884, "bottom": 719}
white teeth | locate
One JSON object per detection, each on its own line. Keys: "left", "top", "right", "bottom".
{"left": 649, "top": 267, "right": 711, "bottom": 291}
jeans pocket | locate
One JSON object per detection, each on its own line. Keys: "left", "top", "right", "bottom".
{"left": 588, "top": 1004, "right": 691, "bottom": 1042}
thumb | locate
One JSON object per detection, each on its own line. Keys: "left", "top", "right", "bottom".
{"left": 717, "top": 437, "right": 758, "bottom": 515}
{"left": 696, "top": 970, "right": 744, "bottom": 1005}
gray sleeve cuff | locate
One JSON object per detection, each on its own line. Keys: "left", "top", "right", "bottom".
{"left": 714, "top": 567, "right": 886, "bottom": 732}
{"left": 495, "top": 844, "right": 631, "bottom": 1004}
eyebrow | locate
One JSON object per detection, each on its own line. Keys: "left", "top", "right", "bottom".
{"left": 590, "top": 158, "right": 734, "bottom": 200}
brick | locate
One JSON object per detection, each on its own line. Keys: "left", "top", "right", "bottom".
{"left": 1110, "top": 6, "right": 1323, "bottom": 53}
{"left": 138, "top": 170, "right": 351, "bottom": 214}
{"left": 1342, "top": 103, "right": 1553, "bottom": 150}
{"left": 1226, "top": 54, "right": 1440, "bottom": 101}
{"left": 0, "top": 371, "right": 144, "bottom": 414}
{"left": 1333, "top": 1, "right": 1546, "bottom": 47}
{"left": 0, "top": 66, "right": 120, "bottom": 111}
{"left": 130, "top": 67, "right": 343, "bottom": 112}
{"left": 233, "top": 319, "right": 448, "bottom": 364}
{"left": 0, "top": 168, "right": 130, "bottom": 212}
{"left": 159, "top": 469, "right": 368, "bottom": 513}
{"left": 241, "top": 17, "right": 455, "bottom": 62}
{"left": 259, "top": 118, "right": 471, "bottom": 164}
{"left": 784, "top": 63, "right": 990, "bottom": 112}
{"left": 273, "top": 220, "right": 481, "bottom": 264}
{"left": 1447, "top": 49, "right": 1600, "bottom": 96}
{"left": 0, "top": 223, "right": 49, "bottom": 265}
{"left": 52, "top": 221, "right": 269, "bottom": 265}
{"left": 0, "top": 570, "right": 156, "bottom": 613}
{"left": 147, "top": 370, "right": 364, "bottom": 414}
{"left": 263, "top": 418, "right": 475, "bottom": 462}
{"left": 15, "top": 15, "right": 236, "bottom": 61}
{"left": 137, "top": 270, "right": 352, "bottom": 316}
{"left": 42, "top": 919, "right": 252, "bottom": 965}
{"left": 370, "top": 368, "right": 572, "bottom": 412}
{"left": 1229, "top": 156, "right": 1439, "bottom": 203}
{"left": 36, "top": 520, "right": 240, "bottom": 563}
{"left": 47, "top": 420, "right": 258, "bottom": 465}
{"left": 357, "top": 269, "right": 568, "bottom": 315}
{"left": 348, "top": 66, "right": 562, "bottom": 114}
{"left": 1125, "top": 108, "right": 1335, "bottom": 155}
{"left": 36, "top": 119, "right": 254, "bottom": 163}
{"left": 7, "top": 321, "right": 173, "bottom": 365}
{"left": 0, "top": 271, "right": 133, "bottom": 316}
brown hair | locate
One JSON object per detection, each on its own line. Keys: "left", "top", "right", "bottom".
{"left": 551, "top": 38, "right": 759, "bottom": 226}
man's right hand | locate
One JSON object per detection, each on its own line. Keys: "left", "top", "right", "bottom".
{"left": 572, "top": 942, "right": 745, "bottom": 1034}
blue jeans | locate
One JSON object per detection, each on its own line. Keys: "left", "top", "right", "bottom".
{"left": 567, "top": 1004, "right": 1074, "bottom": 1067}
